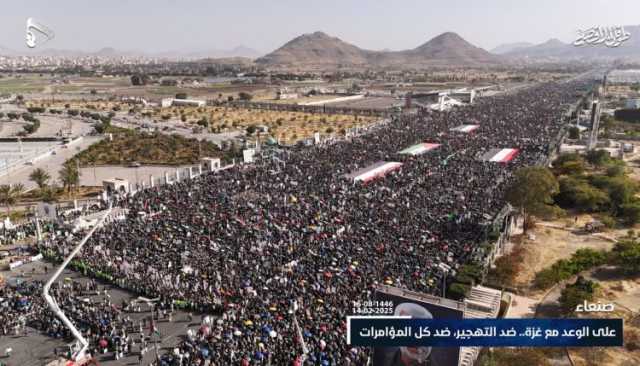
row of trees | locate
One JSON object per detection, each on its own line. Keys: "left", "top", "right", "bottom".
{"left": 0, "top": 164, "right": 81, "bottom": 218}
{"left": 505, "top": 151, "right": 640, "bottom": 231}
{"left": 0, "top": 111, "right": 35, "bottom": 122}
{"left": 526, "top": 237, "right": 640, "bottom": 322}
{"left": 554, "top": 152, "right": 640, "bottom": 225}
{"left": 0, "top": 111, "right": 41, "bottom": 134}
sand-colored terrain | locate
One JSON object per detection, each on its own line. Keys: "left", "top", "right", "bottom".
{"left": 513, "top": 219, "right": 617, "bottom": 289}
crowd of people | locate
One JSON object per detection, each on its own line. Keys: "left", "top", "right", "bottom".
{"left": 3, "top": 78, "right": 591, "bottom": 365}
{"left": 0, "top": 277, "right": 177, "bottom": 363}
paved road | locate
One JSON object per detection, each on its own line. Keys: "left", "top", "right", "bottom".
{"left": 0, "top": 260, "right": 205, "bottom": 366}
{"left": 0, "top": 116, "right": 94, "bottom": 139}
{"left": 111, "top": 114, "right": 242, "bottom": 146}
{"left": 0, "top": 136, "right": 103, "bottom": 190}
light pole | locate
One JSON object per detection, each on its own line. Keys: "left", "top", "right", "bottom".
{"left": 43, "top": 202, "right": 112, "bottom": 362}
{"left": 438, "top": 263, "right": 451, "bottom": 298}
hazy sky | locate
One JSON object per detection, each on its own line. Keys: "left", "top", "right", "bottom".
{"left": 4, "top": 0, "right": 639, "bottom": 54}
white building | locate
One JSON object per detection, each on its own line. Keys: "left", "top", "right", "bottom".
{"left": 161, "top": 98, "right": 206, "bottom": 108}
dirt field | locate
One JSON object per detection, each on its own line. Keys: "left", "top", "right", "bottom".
{"left": 567, "top": 282, "right": 640, "bottom": 366}
{"left": 149, "top": 105, "right": 376, "bottom": 143}
{"left": 513, "top": 218, "right": 617, "bottom": 290}
{"left": 27, "top": 99, "right": 378, "bottom": 144}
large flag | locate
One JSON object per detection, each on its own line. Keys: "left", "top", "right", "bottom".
{"left": 345, "top": 161, "right": 403, "bottom": 183}
{"left": 398, "top": 143, "right": 440, "bottom": 156}
{"left": 451, "top": 124, "right": 479, "bottom": 133}
{"left": 481, "top": 148, "right": 519, "bottom": 163}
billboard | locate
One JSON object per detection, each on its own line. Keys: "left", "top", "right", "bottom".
{"left": 372, "top": 286, "right": 464, "bottom": 366}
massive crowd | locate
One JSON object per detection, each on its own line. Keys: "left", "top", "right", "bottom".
{"left": 2, "top": 79, "right": 590, "bottom": 365}
{"left": 0, "top": 277, "right": 179, "bottom": 363}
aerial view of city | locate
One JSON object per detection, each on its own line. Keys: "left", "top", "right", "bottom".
{"left": 1, "top": 1, "right": 640, "bottom": 365}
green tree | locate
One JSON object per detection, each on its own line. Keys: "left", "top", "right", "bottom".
{"left": 487, "top": 247, "right": 524, "bottom": 286}
{"left": 29, "top": 168, "right": 51, "bottom": 190}
{"left": 554, "top": 153, "right": 582, "bottom": 167}
{"left": 555, "top": 159, "right": 585, "bottom": 176}
{"left": 606, "top": 164, "right": 626, "bottom": 177}
{"left": 620, "top": 202, "right": 640, "bottom": 226}
{"left": 612, "top": 239, "right": 640, "bottom": 274}
{"left": 585, "top": 149, "right": 611, "bottom": 166}
{"left": 238, "top": 92, "right": 253, "bottom": 101}
{"left": 505, "top": 166, "right": 560, "bottom": 232}
{"left": 607, "top": 176, "right": 638, "bottom": 212}
{"left": 556, "top": 177, "right": 610, "bottom": 212}
{"left": 454, "top": 264, "right": 484, "bottom": 285}
{"left": 559, "top": 276, "right": 597, "bottom": 314}
{"left": 534, "top": 249, "right": 607, "bottom": 289}
{"left": 447, "top": 282, "right": 470, "bottom": 301}
{"left": 0, "top": 183, "right": 24, "bottom": 215}
{"left": 568, "top": 126, "right": 580, "bottom": 139}
{"left": 59, "top": 163, "right": 81, "bottom": 193}
{"left": 40, "top": 185, "right": 59, "bottom": 203}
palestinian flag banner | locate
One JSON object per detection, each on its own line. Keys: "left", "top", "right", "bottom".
{"left": 451, "top": 124, "right": 480, "bottom": 133}
{"left": 398, "top": 143, "right": 441, "bottom": 156}
{"left": 481, "top": 148, "right": 519, "bottom": 163}
{"left": 345, "top": 161, "right": 403, "bottom": 183}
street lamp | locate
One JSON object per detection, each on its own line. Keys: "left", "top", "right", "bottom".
{"left": 438, "top": 263, "right": 452, "bottom": 298}
{"left": 42, "top": 202, "right": 112, "bottom": 362}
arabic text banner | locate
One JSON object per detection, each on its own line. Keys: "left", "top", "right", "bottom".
{"left": 347, "top": 318, "right": 623, "bottom": 347}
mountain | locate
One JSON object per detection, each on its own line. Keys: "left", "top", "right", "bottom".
{"left": 504, "top": 38, "right": 574, "bottom": 58}
{"left": 180, "top": 46, "right": 261, "bottom": 59}
{"left": 490, "top": 42, "right": 534, "bottom": 54}
{"left": 257, "top": 31, "right": 369, "bottom": 66}
{"left": 504, "top": 26, "right": 640, "bottom": 61}
{"left": 0, "top": 45, "right": 260, "bottom": 60}
{"left": 257, "top": 31, "right": 501, "bottom": 68}
{"left": 409, "top": 32, "right": 498, "bottom": 64}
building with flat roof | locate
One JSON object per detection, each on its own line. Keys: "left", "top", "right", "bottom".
{"left": 161, "top": 98, "right": 206, "bottom": 108}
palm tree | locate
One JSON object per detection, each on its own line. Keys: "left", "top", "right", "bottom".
{"left": 29, "top": 168, "right": 51, "bottom": 190}
{"left": 40, "top": 184, "right": 59, "bottom": 203}
{"left": 59, "top": 163, "right": 80, "bottom": 193}
{"left": 0, "top": 183, "right": 25, "bottom": 215}
{"left": 85, "top": 155, "right": 98, "bottom": 184}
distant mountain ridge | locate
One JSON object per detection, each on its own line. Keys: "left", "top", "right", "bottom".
{"left": 0, "top": 46, "right": 261, "bottom": 60}
{"left": 490, "top": 42, "right": 534, "bottom": 54}
{"left": 504, "top": 25, "right": 640, "bottom": 60}
{"left": 6, "top": 25, "right": 640, "bottom": 64}
{"left": 257, "top": 31, "right": 500, "bottom": 68}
